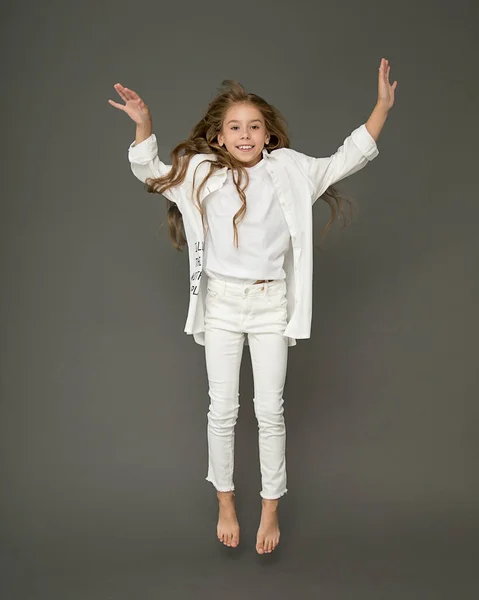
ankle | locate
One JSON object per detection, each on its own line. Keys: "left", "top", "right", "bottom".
{"left": 217, "top": 491, "right": 235, "bottom": 504}
{"left": 261, "top": 498, "right": 279, "bottom": 511}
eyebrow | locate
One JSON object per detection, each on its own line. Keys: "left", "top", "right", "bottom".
{"left": 226, "top": 119, "right": 263, "bottom": 124}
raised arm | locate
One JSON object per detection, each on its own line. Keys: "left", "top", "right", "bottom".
{"left": 365, "top": 58, "right": 397, "bottom": 141}
{"left": 109, "top": 83, "right": 154, "bottom": 144}
{"left": 109, "top": 83, "right": 178, "bottom": 203}
{"left": 292, "top": 58, "right": 397, "bottom": 203}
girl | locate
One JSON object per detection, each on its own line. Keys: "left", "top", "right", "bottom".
{"left": 109, "top": 59, "right": 397, "bottom": 555}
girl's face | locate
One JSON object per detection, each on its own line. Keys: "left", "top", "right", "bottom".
{"left": 217, "top": 103, "right": 270, "bottom": 167}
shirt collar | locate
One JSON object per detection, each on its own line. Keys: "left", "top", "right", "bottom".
{"left": 216, "top": 148, "right": 271, "bottom": 167}
{"left": 206, "top": 148, "right": 272, "bottom": 178}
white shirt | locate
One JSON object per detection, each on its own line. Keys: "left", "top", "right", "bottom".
{"left": 128, "top": 123, "right": 379, "bottom": 347}
{"left": 203, "top": 158, "right": 290, "bottom": 282}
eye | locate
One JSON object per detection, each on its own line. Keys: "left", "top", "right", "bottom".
{"left": 251, "top": 125, "right": 260, "bottom": 129}
{"left": 231, "top": 126, "right": 239, "bottom": 130}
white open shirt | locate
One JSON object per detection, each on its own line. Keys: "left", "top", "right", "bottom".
{"left": 128, "top": 123, "right": 379, "bottom": 347}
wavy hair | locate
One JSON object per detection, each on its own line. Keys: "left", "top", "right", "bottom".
{"left": 144, "top": 80, "right": 356, "bottom": 251}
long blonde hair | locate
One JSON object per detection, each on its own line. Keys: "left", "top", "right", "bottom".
{"left": 144, "top": 80, "right": 355, "bottom": 251}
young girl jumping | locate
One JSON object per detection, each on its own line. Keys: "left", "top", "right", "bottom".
{"left": 109, "top": 58, "right": 397, "bottom": 555}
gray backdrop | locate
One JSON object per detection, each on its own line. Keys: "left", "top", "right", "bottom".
{"left": 1, "top": 0, "right": 478, "bottom": 598}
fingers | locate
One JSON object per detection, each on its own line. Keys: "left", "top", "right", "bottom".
{"left": 379, "top": 58, "right": 396, "bottom": 87}
{"left": 384, "top": 64, "right": 397, "bottom": 90}
{"left": 113, "top": 83, "right": 141, "bottom": 104}
{"left": 120, "top": 84, "right": 140, "bottom": 102}
{"left": 113, "top": 83, "right": 129, "bottom": 103}
{"left": 108, "top": 99, "right": 125, "bottom": 110}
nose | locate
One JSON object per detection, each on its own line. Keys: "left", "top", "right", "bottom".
{"left": 240, "top": 131, "right": 250, "bottom": 139}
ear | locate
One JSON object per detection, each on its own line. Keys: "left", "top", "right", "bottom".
{"left": 217, "top": 133, "right": 224, "bottom": 147}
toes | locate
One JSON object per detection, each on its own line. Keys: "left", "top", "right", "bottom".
{"left": 219, "top": 528, "right": 241, "bottom": 548}
{"left": 261, "top": 537, "right": 279, "bottom": 553}
{"left": 256, "top": 534, "right": 265, "bottom": 554}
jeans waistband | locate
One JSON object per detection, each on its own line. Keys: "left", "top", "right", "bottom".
{"left": 207, "top": 275, "right": 286, "bottom": 296}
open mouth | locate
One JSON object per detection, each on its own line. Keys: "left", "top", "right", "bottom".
{"left": 236, "top": 145, "right": 254, "bottom": 152}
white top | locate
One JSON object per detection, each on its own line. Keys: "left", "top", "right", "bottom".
{"left": 203, "top": 158, "right": 290, "bottom": 282}
{"left": 128, "top": 123, "right": 380, "bottom": 347}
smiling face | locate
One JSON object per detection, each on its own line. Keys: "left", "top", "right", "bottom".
{"left": 217, "top": 103, "right": 270, "bottom": 167}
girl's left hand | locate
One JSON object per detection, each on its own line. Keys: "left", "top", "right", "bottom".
{"left": 377, "top": 58, "right": 397, "bottom": 111}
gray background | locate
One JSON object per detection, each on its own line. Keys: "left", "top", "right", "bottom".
{"left": 1, "top": 0, "right": 478, "bottom": 598}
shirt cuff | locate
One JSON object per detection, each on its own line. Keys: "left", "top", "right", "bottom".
{"left": 128, "top": 133, "right": 158, "bottom": 161}
{"left": 351, "top": 124, "right": 379, "bottom": 161}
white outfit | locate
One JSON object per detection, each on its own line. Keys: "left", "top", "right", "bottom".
{"left": 128, "top": 123, "right": 379, "bottom": 347}
{"left": 128, "top": 124, "right": 379, "bottom": 498}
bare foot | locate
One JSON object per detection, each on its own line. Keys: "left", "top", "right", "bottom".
{"left": 256, "top": 499, "right": 280, "bottom": 554}
{"left": 217, "top": 491, "right": 240, "bottom": 548}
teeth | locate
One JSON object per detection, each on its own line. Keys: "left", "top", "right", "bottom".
{"left": 238, "top": 146, "right": 253, "bottom": 149}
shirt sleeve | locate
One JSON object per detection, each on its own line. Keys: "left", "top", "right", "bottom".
{"left": 291, "top": 124, "right": 379, "bottom": 205}
{"left": 128, "top": 134, "right": 180, "bottom": 204}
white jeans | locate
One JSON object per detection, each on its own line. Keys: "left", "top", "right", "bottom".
{"left": 203, "top": 276, "right": 289, "bottom": 500}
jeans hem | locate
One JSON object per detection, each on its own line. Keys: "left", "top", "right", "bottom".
{"left": 260, "top": 488, "right": 288, "bottom": 500}
{"left": 205, "top": 477, "right": 235, "bottom": 493}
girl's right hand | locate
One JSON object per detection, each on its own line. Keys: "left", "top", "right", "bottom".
{"left": 108, "top": 83, "right": 151, "bottom": 125}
